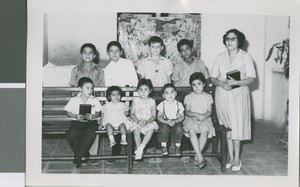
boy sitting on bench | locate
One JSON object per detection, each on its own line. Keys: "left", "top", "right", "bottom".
{"left": 65, "top": 77, "right": 102, "bottom": 168}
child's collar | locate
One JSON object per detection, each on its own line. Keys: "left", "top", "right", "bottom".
{"left": 147, "top": 55, "right": 164, "bottom": 60}
{"left": 182, "top": 56, "right": 195, "bottom": 65}
{"left": 110, "top": 58, "right": 121, "bottom": 63}
{"left": 164, "top": 99, "right": 176, "bottom": 104}
{"left": 79, "top": 62, "right": 95, "bottom": 68}
{"left": 76, "top": 92, "right": 94, "bottom": 99}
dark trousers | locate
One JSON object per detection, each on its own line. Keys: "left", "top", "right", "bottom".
{"left": 158, "top": 122, "right": 183, "bottom": 144}
{"left": 66, "top": 120, "right": 98, "bottom": 160}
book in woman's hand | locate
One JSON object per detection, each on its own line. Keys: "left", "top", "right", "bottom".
{"left": 79, "top": 104, "right": 92, "bottom": 121}
{"left": 226, "top": 69, "right": 241, "bottom": 89}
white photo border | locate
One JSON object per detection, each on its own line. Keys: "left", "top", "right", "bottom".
{"left": 27, "top": 0, "right": 300, "bottom": 186}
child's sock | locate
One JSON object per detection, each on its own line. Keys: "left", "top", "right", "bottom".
{"left": 161, "top": 142, "right": 167, "bottom": 147}
{"left": 175, "top": 143, "right": 181, "bottom": 147}
{"left": 109, "top": 135, "right": 115, "bottom": 142}
{"left": 120, "top": 134, "right": 127, "bottom": 145}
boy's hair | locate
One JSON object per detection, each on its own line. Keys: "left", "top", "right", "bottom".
{"left": 106, "top": 41, "right": 122, "bottom": 52}
{"left": 162, "top": 83, "right": 177, "bottom": 94}
{"left": 80, "top": 43, "right": 96, "bottom": 54}
{"left": 148, "top": 36, "right": 163, "bottom": 46}
{"left": 222, "top": 29, "right": 246, "bottom": 48}
{"left": 189, "top": 72, "right": 207, "bottom": 85}
{"left": 106, "top": 86, "right": 123, "bottom": 101}
{"left": 78, "top": 77, "right": 94, "bottom": 87}
{"left": 177, "top": 39, "right": 194, "bottom": 52}
{"left": 137, "top": 78, "right": 153, "bottom": 90}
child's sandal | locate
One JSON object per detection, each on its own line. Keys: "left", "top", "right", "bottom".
{"left": 198, "top": 158, "right": 207, "bottom": 169}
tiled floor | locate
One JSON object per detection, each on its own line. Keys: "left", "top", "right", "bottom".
{"left": 42, "top": 120, "right": 288, "bottom": 175}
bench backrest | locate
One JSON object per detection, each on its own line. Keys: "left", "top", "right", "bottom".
{"left": 42, "top": 86, "right": 219, "bottom": 129}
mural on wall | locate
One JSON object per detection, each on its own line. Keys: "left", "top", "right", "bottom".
{"left": 118, "top": 13, "right": 201, "bottom": 66}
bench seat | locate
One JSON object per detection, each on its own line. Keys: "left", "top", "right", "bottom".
{"left": 42, "top": 86, "right": 230, "bottom": 174}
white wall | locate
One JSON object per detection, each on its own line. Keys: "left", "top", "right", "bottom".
{"left": 46, "top": 13, "right": 117, "bottom": 66}
{"left": 264, "top": 16, "right": 289, "bottom": 125}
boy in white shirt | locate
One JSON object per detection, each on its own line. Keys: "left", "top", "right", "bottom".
{"left": 157, "top": 83, "right": 185, "bottom": 156}
{"left": 65, "top": 77, "right": 102, "bottom": 168}
{"left": 104, "top": 41, "right": 138, "bottom": 87}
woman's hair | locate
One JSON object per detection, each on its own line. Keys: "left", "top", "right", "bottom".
{"left": 162, "top": 83, "right": 177, "bottom": 94}
{"left": 78, "top": 77, "right": 94, "bottom": 88}
{"left": 189, "top": 72, "right": 207, "bottom": 86}
{"left": 106, "top": 41, "right": 123, "bottom": 52}
{"left": 80, "top": 43, "right": 96, "bottom": 54}
{"left": 148, "top": 36, "right": 163, "bottom": 46}
{"left": 177, "top": 39, "right": 194, "bottom": 52}
{"left": 106, "top": 86, "right": 123, "bottom": 101}
{"left": 137, "top": 78, "right": 153, "bottom": 90}
{"left": 222, "top": 29, "right": 246, "bottom": 48}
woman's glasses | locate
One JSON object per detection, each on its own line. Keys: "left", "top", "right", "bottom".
{"left": 225, "top": 37, "right": 238, "bottom": 42}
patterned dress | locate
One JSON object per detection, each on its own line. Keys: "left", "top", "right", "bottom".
{"left": 131, "top": 97, "right": 159, "bottom": 135}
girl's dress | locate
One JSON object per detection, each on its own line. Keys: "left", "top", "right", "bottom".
{"left": 102, "top": 102, "right": 133, "bottom": 130}
{"left": 210, "top": 49, "right": 256, "bottom": 140}
{"left": 183, "top": 92, "right": 216, "bottom": 138}
{"left": 131, "top": 97, "right": 159, "bottom": 135}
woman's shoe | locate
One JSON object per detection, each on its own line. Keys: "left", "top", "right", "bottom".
{"left": 232, "top": 161, "right": 242, "bottom": 171}
{"left": 225, "top": 161, "right": 234, "bottom": 169}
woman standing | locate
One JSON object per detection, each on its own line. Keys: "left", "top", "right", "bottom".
{"left": 210, "top": 29, "right": 256, "bottom": 171}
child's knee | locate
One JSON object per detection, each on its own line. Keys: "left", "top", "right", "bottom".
{"left": 202, "top": 131, "right": 209, "bottom": 137}
{"left": 159, "top": 127, "right": 169, "bottom": 137}
{"left": 119, "top": 123, "right": 127, "bottom": 130}
{"left": 188, "top": 129, "right": 196, "bottom": 134}
{"left": 147, "top": 128, "right": 154, "bottom": 134}
{"left": 174, "top": 125, "right": 183, "bottom": 134}
{"left": 106, "top": 123, "right": 113, "bottom": 129}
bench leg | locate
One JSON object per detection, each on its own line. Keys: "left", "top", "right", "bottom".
{"left": 97, "top": 135, "right": 101, "bottom": 155}
{"left": 127, "top": 131, "right": 133, "bottom": 174}
{"left": 212, "top": 136, "right": 217, "bottom": 153}
{"left": 220, "top": 130, "right": 227, "bottom": 173}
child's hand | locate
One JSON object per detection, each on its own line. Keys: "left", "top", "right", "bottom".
{"left": 85, "top": 113, "right": 93, "bottom": 121}
{"left": 168, "top": 120, "right": 176, "bottom": 127}
{"left": 76, "top": 114, "right": 85, "bottom": 121}
{"left": 192, "top": 116, "right": 198, "bottom": 122}
{"left": 138, "top": 120, "right": 147, "bottom": 127}
{"left": 196, "top": 114, "right": 206, "bottom": 121}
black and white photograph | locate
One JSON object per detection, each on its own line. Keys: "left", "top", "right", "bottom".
{"left": 26, "top": 0, "right": 299, "bottom": 187}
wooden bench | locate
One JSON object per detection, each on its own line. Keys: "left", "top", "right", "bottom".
{"left": 42, "top": 86, "right": 231, "bottom": 173}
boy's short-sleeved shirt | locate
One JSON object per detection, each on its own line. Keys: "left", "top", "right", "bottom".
{"left": 172, "top": 57, "right": 209, "bottom": 87}
{"left": 69, "top": 62, "right": 105, "bottom": 87}
{"left": 137, "top": 56, "right": 173, "bottom": 87}
{"left": 64, "top": 93, "right": 102, "bottom": 120}
{"left": 104, "top": 58, "right": 138, "bottom": 87}
{"left": 156, "top": 100, "right": 184, "bottom": 120}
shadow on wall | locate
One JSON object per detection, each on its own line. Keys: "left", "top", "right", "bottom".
{"left": 243, "top": 40, "right": 260, "bottom": 141}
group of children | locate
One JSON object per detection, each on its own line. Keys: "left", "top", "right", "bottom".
{"left": 64, "top": 35, "right": 214, "bottom": 169}
{"left": 69, "top": 36, "right": 209, "bottom": 88}
{"left": 65, "top": 74, "right": 215, "bottom": 169}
